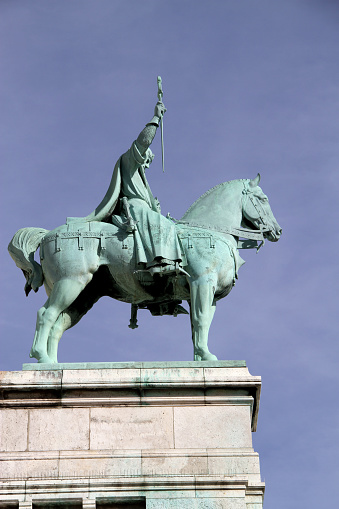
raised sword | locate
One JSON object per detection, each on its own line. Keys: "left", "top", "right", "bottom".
{"left": 157, "top": 76, "right": 165, "bottom": 172}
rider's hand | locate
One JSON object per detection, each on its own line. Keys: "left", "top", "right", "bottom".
{"left": 154, "top": 197, "right": 161, "bottom": 213}
{"left": 154, "top": 101, "right": 166, "bottom": 119}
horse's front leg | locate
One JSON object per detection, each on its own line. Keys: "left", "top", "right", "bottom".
{"left": 189, "top": 277, "right": 218, "bottom": 361}
{"left": 47, "top": 312, "right": 71, "bottom": 363}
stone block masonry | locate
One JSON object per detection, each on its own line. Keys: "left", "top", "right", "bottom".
{"left": 0, "top": 361, "right": 265, "bottom": 508}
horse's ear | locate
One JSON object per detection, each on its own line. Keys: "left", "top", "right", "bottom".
{"left": 249, "top": 173, "right": 261, "bottom": 188}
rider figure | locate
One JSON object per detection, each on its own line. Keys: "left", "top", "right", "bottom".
{"left": 83, "top": 101, "right": 186, "bottom": 276}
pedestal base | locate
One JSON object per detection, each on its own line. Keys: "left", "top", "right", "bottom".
{"left": 0, "top": 362, "right": 264, "bottom": 508}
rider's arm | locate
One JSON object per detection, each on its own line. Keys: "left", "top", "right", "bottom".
{"left": 120, "top": 102, "right": 165, "bottom": 170}
{"left": 135, "top": 124, "right": 158, "bottom": 154}
{"left": 136, "top": 101, "right": 165, "bottom": 154}
{"left": 121, "top": 102, "right": 166, "bottom": 173}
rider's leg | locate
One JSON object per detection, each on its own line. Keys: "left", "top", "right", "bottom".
{"left": 128, "top": 199, "right": 185, "bottom": 274}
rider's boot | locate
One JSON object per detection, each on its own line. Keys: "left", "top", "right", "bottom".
{"left": 147, "top": 261, "right": 190, "bottom": 278}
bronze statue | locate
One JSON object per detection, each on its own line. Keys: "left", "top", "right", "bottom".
{"left": 8, "top": 79, "right": 282, "bottom": 363}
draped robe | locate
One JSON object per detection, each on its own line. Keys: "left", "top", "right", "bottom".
{"left": 68, "top": 140, "right": 184, "bottom": 267}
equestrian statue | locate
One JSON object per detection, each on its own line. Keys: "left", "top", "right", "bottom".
{"left": 8, "top": 78, "right": 282, "bottom": 363}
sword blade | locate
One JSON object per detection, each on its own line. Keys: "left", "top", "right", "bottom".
{"left": 160, "top": 118, "right": 165, "bottom": 172}
{"left": 157, "top": 76, "right": 165, "bottom": 172}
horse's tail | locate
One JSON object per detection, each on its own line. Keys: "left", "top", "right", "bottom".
{"left": 8, "top": 227, "right": 50, "bottom": 296}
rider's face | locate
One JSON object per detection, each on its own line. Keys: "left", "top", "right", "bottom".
{"left": 144, "top": 156, "right": 154, "bottom": 170}
{"left": 143, "top": 150, "right": 154, "bottom": 170}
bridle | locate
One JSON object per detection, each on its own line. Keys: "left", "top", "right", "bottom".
{"left": 241, "top": 181, "right": 271, "bottom": 236}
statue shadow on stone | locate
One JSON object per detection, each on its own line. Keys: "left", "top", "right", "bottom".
{"left": 8, "top": 85, "right": 282, "bottom": 364}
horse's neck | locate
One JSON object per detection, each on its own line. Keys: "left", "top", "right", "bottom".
{"left": 181, "top": 181, "right": 244, "bottom": 229}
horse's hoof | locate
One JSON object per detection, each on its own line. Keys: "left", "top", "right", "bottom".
{"left": 38, "top": 356, "right": 55, "bottom": 364}
{"left": 199, "top": 352, "right": 218, "bottom": 361}
{"left": 31, "top": 350, "right": 55, "bottom": 364}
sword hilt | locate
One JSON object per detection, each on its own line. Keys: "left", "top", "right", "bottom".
{"left": 157, "top": 76, "right": 163, "bottom": 102}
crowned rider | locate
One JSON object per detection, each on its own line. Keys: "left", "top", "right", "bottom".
{"left": 82, "top": 100, "right": 186, "bottom": 276}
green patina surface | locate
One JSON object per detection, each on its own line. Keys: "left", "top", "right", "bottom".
{"left": 8, "top": 79, "right": 281, "bottom": 366}
{"left": 22, "top": 360, "right": 246, "bottom": 371}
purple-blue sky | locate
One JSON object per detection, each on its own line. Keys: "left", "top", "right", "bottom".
{"left": 1, "top": 1, "right": 338, "bottom": 507}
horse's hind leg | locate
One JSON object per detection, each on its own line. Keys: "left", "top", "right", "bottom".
{"left": 30, "top": 277, "right": 92, "bottom": 363}
{"left": 47, "top": 285, "right": 104, "bottom": 363}
{"left": 30, "top": 302, "right": 48, "bottom": 358}
{"left": 189, "top": 278, "right": 218, "bottom": 361}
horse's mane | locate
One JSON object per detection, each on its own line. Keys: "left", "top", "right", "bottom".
{"left": 181, "top": 179, "right": 248, "bottom": 220}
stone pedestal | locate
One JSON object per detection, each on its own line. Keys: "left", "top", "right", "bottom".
{"left": 0, "top": 361, "right": 264, "bottom": 508}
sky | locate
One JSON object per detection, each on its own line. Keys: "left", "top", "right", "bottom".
{"left": 1, "top": 0, "right": 338, "bottom": 507}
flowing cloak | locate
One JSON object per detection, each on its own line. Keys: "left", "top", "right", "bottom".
{"left": 67, "top": 141, "right": 185, "bottom": 266}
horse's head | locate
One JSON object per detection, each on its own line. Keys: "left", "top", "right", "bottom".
{"left": 242, "top": 174, "right": 282, "bottom": 242}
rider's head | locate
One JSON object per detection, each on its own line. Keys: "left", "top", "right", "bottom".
{"left": 144, "top": 148, "right": 155, "bottom": 169}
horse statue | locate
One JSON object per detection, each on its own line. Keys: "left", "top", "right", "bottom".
{"left": 8, "top": 173, "right": 281, "bottom": 363}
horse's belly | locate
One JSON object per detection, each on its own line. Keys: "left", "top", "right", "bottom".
{"left": 103, "top": 237, "right": 154, "bottom": 303}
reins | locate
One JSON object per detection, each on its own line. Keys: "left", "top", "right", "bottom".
{"left": 176, "top": 221, "right": 269, "bottom": 242}
{"left": 175, "top": 182, "right": 271, "bottom": 251}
